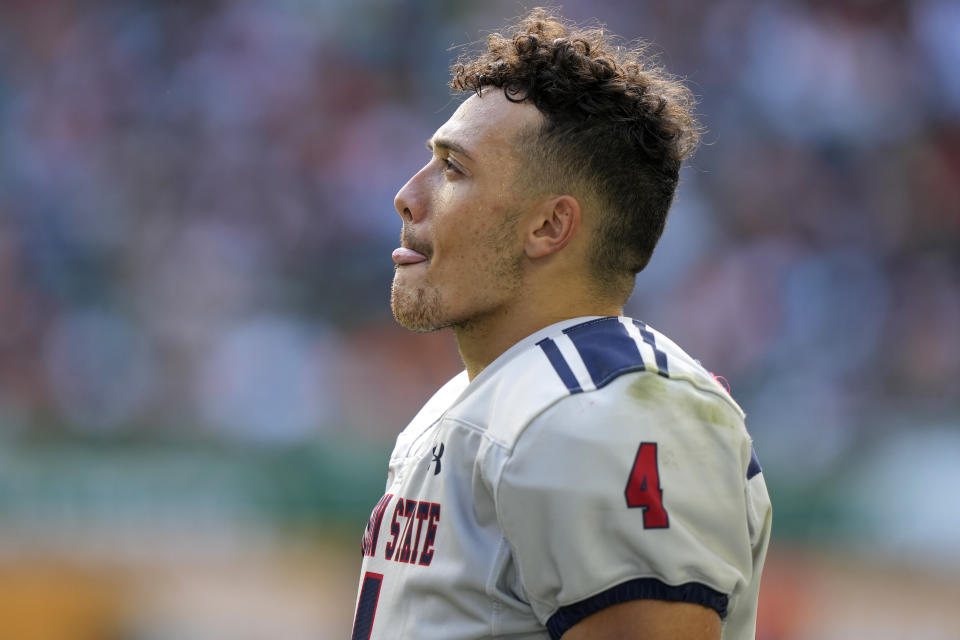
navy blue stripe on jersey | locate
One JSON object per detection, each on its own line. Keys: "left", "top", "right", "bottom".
{"left": 633, "top": 320, "right": 669, "bottom": 378}
{"left": 747, "top": 446, "right": 762, "bottom": 480}
{"left": 545, "top": 578, "right": 729, "bottom": 640}
{"left": 563, "top": 317, "right": 647, "bottom": 389}
{"left": 351, "top": 571, "right": 384, "bottom": 640}
{"left": 537, "top": 337, "right": 583, "bottom": 393}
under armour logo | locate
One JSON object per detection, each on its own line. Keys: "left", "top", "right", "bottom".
{"left": 430, "top": 443, "right": 445, "bottom": 475}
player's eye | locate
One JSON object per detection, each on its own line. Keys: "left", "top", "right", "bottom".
{"left": 441, "top": 157, "right": 462, "bottom": 176}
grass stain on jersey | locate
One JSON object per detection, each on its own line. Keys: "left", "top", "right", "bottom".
{"left": 627, "top": 373, "right": 738, "bottom": 431}
{"left": 626, "top": 373, "right": 668, "bottom": 402}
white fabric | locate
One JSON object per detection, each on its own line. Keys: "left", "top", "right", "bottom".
{"left": 352, "top": 316, "right": 772, "bottom": 640}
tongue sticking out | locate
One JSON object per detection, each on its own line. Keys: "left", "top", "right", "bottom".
{"left": 392, "top": 247, "right": 428, "bottom": 265}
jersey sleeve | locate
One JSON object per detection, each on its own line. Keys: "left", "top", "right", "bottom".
{"left": 490, "top": 372, "right": 758, "bottom": 638}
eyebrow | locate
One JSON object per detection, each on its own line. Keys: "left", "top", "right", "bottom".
{"left": 426, "top": 137, "right": 474, "bottom": 162}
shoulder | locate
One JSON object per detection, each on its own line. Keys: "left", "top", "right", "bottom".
{"left": 454, "top": 316, "right": 745, "bottom": 451}
{"left": 513, "top": 316, "right": 755, "bottom": 499}
{"left": 480, "top": 319, "right": 761, "bottom": 628}
{"left": 537, "top": 316, "right": 742, "bottom": 417}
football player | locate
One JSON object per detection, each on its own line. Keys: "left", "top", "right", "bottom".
{"left": 353, "top": 8, "right": 771, "bottom": 640}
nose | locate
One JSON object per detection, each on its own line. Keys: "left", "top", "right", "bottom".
{"left": 394, "top": 165, "right": 428, "bottom": 224}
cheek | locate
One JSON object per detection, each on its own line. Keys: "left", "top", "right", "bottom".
{"left": 433, "top": 184, "right": 455, "bottom": 209}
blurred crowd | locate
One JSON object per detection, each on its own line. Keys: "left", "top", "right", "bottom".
{"left": 0, "top": 0, "right": 957, "bottom": 479}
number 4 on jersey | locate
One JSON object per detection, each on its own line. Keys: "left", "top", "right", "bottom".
{"left": 624, "top": 442, "right": 669, "bottom": 529}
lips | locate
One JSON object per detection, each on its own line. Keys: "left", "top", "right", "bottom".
{"left": 394, "top": 229, "right": 431, "bottom": 265}
{"left": 392, "top": 247, "right": 428, "bottom": 265}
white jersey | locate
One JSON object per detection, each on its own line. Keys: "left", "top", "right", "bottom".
{"left": 352, "top": 316, "right": 772, "bottom": 640}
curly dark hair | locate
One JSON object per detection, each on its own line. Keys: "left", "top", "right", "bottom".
{"left": 452, "top": 8, "right": 700, "bottom": 299}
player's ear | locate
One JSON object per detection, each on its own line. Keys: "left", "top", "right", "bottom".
{"left": 525, "top": 195, "right": 581, "bottom": 259}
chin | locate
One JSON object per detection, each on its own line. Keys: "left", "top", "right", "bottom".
{"left": 390, "top": 282, "right": 449, "bottom": 333}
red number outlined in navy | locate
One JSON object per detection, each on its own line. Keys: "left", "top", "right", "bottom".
{"left": 624, "top": 442, "right": 669, "bottom": 528}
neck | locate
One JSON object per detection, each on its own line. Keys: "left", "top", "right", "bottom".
{"left": 454, "top": 291, "right": 623, "bottom": 380}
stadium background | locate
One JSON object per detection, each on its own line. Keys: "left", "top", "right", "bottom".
{"left": 0, "top": 0, "right": 958, "bottom": 637}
